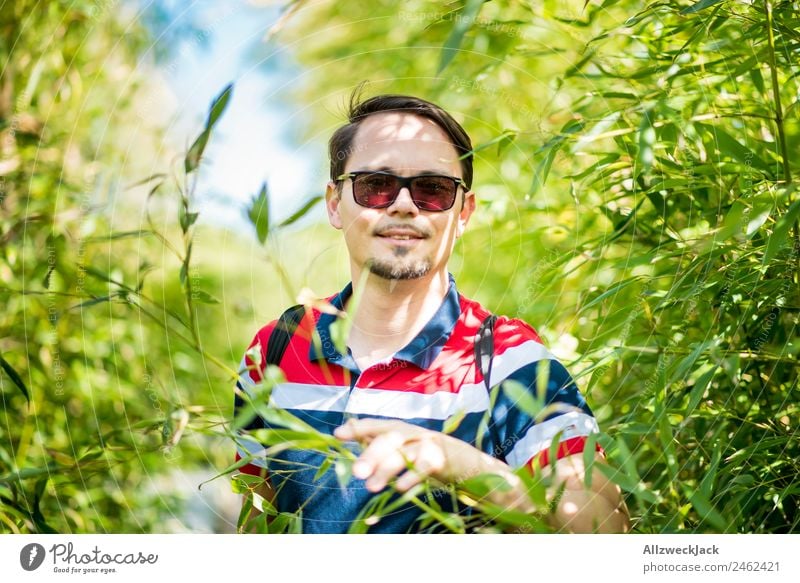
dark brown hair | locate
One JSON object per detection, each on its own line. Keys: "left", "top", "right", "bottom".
{"left": 329, "top": 89, "right": 473, "bottom": 190}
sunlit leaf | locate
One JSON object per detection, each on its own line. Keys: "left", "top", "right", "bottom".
{"left": 680, "top": 0, "right": 725, "bottom": 15}
{"left": 248, "top": 183, "right": 270, "bottom": 244}
{"left": 437, "top": 0, "right": 486, "bottom": 74}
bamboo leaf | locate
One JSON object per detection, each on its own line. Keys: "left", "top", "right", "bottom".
{"left": 637, "top": 108, "right": 656, "bottom": 176}
{"left": 680, "top": 0, "right": 726, "bottom": 15}
{"left": 184, "top": 129, "right": 210, "bottom": 174}
{"left": 192, "top": 289, "right": 220, "bottom": 304}
{"left": 0, "top": 352, "right": 29, "bottom": 402}
{"left": 437, "top": 0, "right": 486, "bottom": 74}
{"left": 206, "top": 82, "right": 234, "bottom": 129}
{"left": 278, "top": 195, "right": 323, "bottom": 228}
{"left": 248, "top": 183, "right": 270, "bottom": 244}
{"left": 335, "top": 457, "right": 353, "bottom": 489}
{"left": 764, "top": 197, "right": 800, "bottom": 264}
{"left": 698, "top": 123, "right": 771, "bottom": 174}
{"left": 529, "top": 120, "right": 585, "bottom": 196}
{"left": 685, "top": 486, "right": 728, "bottom": 531}
{"left": 184, "top": 83, "right": 234, "bottom": 174}
{"left": 501, "top": 379, "right": 545, "bottom": 420}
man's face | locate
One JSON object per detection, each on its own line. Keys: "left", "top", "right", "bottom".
{"left": 325, "top": 112, "right": 475, "bottom": 282}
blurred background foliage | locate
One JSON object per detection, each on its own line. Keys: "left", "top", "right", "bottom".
{"left": 1, "top": 0, "right": 798, "bottom": 533}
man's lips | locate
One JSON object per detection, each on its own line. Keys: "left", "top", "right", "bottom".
{"left": 375, "top": 228, "right": 428, "bottom": 240}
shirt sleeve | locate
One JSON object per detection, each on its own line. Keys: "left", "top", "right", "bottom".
{"left": 485, "top": 317, "right": 602, "bottom": 470}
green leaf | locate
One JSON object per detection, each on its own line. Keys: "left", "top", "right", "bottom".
{"left": 658, "top": 415, "right": 678, "bottom": 480}
{"left": 579, "top": 277, "right": 642, "bottom": 314}
{"left": 206, "top": 82, "right": 234, "bottom": 129}
{"left": 680, "top": 0, "right": 725, "bottom": 15}
{"left": 314, "top": 456, "right": 333, "bottom": 481}
{"left": 684, "top": 486, "right": 728, "bottom": 531}
{"left": 179, "top": 204, "right": 199, "bottom": 234}
{"left": 460, "top": 472, "right": 514, "bottom": 499}
{"left": 335, "top": 457, "right": 353, "bottom": 489}
{"left": 698, "top": 123, "right": 771, "bottom": 174}
{"left": 192, "top": 289, "right": 220, "bottom": 304}
{"left": 764, "top": 197, "right": 800, "bottom": 265}
{"left": 248, "top": 183, "right": 270, "bottom": 244}
{"left": 278, "top": 195, "right": 323, "bottom": 228}
{"left": 442, "top": 409, "right": 468, "bottom": 434}
{"left": 437, "top": 0, "right": 486, "bottom": 74}
{"left": 582, "top": 432, "right": 599, "bottom": 489}
{"left": 0, "top": 352, "right": 29, "bottom": 402}
{"left": 699, "top": 441, "right": 722, "bottom": 499}
{"left": 467, "top": 130, "right": 517, "bottom": 157}
{"left": 529, "top": 144, "right": 560, "bottom": 197}
{"left": 685, "top": 366, "right": 718, "bottom": 416}
{"left": 564, "top": 48, "right": 597, "bottom": 78}
{"left": 184, "top": 129, "right": 210, "bottom": 174}
{"left": 31, "top": 477, "right": 57, "bottom": 533}
{"left": 183, "top": 83, "right": 234, "bottom": 174}
{"left": 85, "top": 230, "right": 154, "bottom": 242}
{"left": 669, "top": 340, "right": 714, "bottom": 387}
{"left": 0, "top": 466, "right": 58, "bottom": 484}
{"left": 637, "top": 108, "right": 656, "bottom": 176}
{"left": 42, "top": 266, "right": 54, "bottom": 289}
{"left": 70, "top": 294, "right": 117, "bottom": 311}
{"left": 529, "top": 120, "right": 585, "bottom": 196}
{"left": 595, "top": 462, "right": 659, "bottom": 504}
{"left": 501, "top": 379, "right": 545, "bottom": 419}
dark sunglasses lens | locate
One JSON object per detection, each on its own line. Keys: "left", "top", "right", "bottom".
{"left": 353, "top": 173, "right": 399, "bottom": 208}
{"left": 411, "top": 177, "right": 457, "bottom": 211}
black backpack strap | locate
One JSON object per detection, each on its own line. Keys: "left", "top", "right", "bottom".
{"left": 265, "top": 304, "right": 305, "bottom": 366}
{"left": 474, "top": 314, "right": 498, "bottom": 392}
{"left": 234, "top": 304, "right": 305, "bottom": 430}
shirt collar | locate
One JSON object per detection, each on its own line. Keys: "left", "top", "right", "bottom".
{"left": 309, "top": 274, "right": 461, "bottom": 370}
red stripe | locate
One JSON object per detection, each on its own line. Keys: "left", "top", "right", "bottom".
{"left": 526, "top": 436, "right": 604, "bottom": 470}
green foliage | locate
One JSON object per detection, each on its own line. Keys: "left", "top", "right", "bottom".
{"left": 272, "top": 0, "right": 799, "bottom": 532}
{"left": 2, "top": 0, "right": 797, "bottom": 534}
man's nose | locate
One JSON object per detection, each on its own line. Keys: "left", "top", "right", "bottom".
{"left": 387, "top": 186, "right": 419, "bottom": 215}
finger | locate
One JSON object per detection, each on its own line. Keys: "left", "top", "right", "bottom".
{"left": 351, "top": 430, "right": 407, "bottom": 481}
{"left": 395, "top": 469, "right": 424, "bottom": 492}
{"left": 364, "top": 448, "right": 412, "bottom": 493}
{"left": 333, "top": 418, "right": 402, "bottom": 442}
{"left": 395, "top": 440, "right": 445, "bottom": 492}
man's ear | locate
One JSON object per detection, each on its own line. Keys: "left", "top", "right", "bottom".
{"left": 325, "top": 181, "right": 343, "bottom": 230}
{"left": 456, "top": 190, "right": 476, "bottom": 238}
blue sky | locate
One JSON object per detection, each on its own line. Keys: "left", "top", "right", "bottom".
{"left": 139, "top": 0, "right": 326, "bottom": 233}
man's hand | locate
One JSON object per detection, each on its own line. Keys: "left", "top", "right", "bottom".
{"left": 334, "top": 417, "right": 543, "bottom": 513}
{"left": 334, "top": 417, "right": 630, "bottom": 533}
{"left": 334, "top": 418, "right": 454, "bottom": 492}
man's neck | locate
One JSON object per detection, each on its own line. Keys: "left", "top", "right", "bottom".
{"left": 344, "top": 269, "right": 450, "bottom": 370}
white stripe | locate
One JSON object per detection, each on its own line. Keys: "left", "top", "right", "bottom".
{"left": 235, "top": 437, "right": 269, "bottom": 469}
{"left": 485, "top": 340, "right": 555, "bottom": 388}
{"left": 236, "top": 339, "right": 557, "bottom": 421}
{"left": 236, "top": 356, "right": 258, "bottom": 396}
{"left": 505, "top": 411, "right": 599, "bottom": 468}
{"left": 343, "top": 382, "right": 489, "bottom": 420}
{"left": 270, "top": 383, "right": 350, "bottom": 411}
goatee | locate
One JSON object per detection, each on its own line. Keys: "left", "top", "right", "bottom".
{"left": 367, "top": 257, "right": 432, "bottom": 280}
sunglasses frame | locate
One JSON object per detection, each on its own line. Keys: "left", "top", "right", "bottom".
{"left": 335, "top": 171, "right": 467, "bottom": 212}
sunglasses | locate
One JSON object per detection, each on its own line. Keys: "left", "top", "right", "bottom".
{"left": 336, "top": 171, "right": 466, "bottom": 211}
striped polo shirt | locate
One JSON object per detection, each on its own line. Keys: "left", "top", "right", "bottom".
{"left": 233, "top": 275, "right": 599, "bottom": 533}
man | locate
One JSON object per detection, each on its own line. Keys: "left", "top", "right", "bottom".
{"left": 233, "top": 92, "right": 629, "bottom": 534}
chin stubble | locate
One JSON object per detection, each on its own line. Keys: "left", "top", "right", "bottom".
{"left": 366, "top": 255, "right": 432, "bottom": 280}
